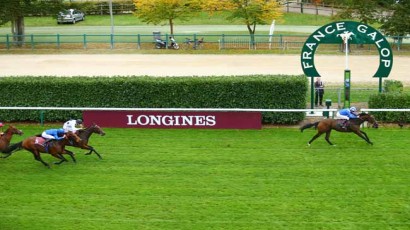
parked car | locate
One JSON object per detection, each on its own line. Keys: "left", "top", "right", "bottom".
{"left": 57, "top": 9, "right": 85, "bottom": 24}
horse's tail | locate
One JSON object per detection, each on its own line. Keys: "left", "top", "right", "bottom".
{"left": 1, "top": 141, "right": 23, "bottom": 155}
{"left": 300, "top": 121, "right": 320, "bottom": 132}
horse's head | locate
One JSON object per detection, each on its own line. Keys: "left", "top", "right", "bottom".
{"left": 7, "top": 125, "right": 23, "bottom": 136}
{"left": 359, "top": 113, "right": 379, "bottom": 129}
{"left": 92, "top": 124, "right": 106, "bottom": 136}
{"left": 65, "top": 131, "right": 82, "bottom": 144}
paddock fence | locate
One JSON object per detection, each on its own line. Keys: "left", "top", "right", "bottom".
{"left": 1, "top": 33, "right": 409, "bottom": 52}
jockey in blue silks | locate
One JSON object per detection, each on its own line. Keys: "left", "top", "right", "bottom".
{"left": 41, "top": 128, "right": 65, "bottom": 141}
{"left": 336, "top": 107, "right": 359, "bottom": 129}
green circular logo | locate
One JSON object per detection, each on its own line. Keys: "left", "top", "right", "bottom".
{"left": 301, "top": 21, "right": 393, "bottom": 78}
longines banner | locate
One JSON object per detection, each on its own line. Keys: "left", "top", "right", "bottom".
{"left": 83, "top": 111, "right": 262, "bottom": 129}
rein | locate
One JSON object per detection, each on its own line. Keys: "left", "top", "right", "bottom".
{"left": 78, "top": 127, "right": 93, "bottom": 140}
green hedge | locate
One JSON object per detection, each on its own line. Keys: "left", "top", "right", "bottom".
{"left": 383, "top": 79, "right": 403, "bottom": 93}
{"left": 0, "top": 75, "right": 308, "bottom": 124}
{"left": 368, "top": 93, "right": 410, "bottom": 122}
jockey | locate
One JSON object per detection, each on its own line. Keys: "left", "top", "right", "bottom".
{"left": 0, "top": 121, "right": 3, "bottom": 136}
{"left": 336, "top": 107, "right": 359, "bottom": 129}
{"left": 63, "top": 119, "right": 83, "bottom": 133}
{"left": 41, "top": 128, "right": 65, "bottom": 141}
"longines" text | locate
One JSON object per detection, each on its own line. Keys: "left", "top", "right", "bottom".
{"left": 127, "top": 115, "right": 216, "bottom": 126}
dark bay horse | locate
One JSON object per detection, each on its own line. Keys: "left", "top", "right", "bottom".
{"left": 0, "top": 125, "right": 23, "bottom": 153}
{"left": 67, "top": 124, "right": 106, "bottom": 159}
{"left": 3, "top": 131, "right": 81, "bottom": 168}
{"left": 300, "top": 113, "right": 378, "bottom": 146}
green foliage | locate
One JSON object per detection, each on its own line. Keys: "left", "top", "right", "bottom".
{"left": 380, "top": 0, "right": 410, "bottom": 37}
{"left": 0, "top": 75, "right": 308, "bottom": 124}
{"left": 330, "top": 0, "right": 410, "bottom": 35}
{"left": 133, "top": 0, "right": 199, "bottom": 34}
{"left": 368, "top": 93, "right": 410, "bottom": 122}
{"left": 369, "top": 80, "right": 407, "bottom": 123}
{"left": 1, "top": 126, "right": 409, "bottom": 229}
{"left": 332, "top": 0, "right": 381, "bottom": 24}
{"left": 383, "top": 79, "right": 403, "bottom": 93}
{"left": 64, "top": 0, "right": 135, "bottom": 16}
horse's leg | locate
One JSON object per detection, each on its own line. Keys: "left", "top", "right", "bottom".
{"left": 89, "top": 147, "right": 103, "bottom": 160}
{"left": 324, "top": 130, "right": 335, "bottom": 146}
{"left": 64, "top": 150, "right": 77, "bottom": 163}
{"left": 52, "top": 153, "right": 68, "bottom": 165}
{"left": 307, "top": 132, "right": 324, "bottom": 146}
{"left": 360, "top": 130, "right": 372, "bottom": 143}
{"left": 32, "top": 151, "right": 50, "bottom": 168}
{"left": 82, "top": 144, "right": 93, "bottom": 155}
{"left": 83, "top": 145, "right": 103, "bottom": 159}
{"left": 358, "top": 130, "right": 373, "bottom": 145}
{"left": 353, "top": 129, "right": 373, "bottom": 145}
{"left": 84, "top": 145, "right": 93, "bottom": 155}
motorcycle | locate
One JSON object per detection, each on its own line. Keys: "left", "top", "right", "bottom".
{"left": 155, "top": 37, "right": 179, "bottom": 50}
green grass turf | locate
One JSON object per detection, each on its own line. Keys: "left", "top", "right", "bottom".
{"left": 10, "top": 12, "right": 333, "bottom": 27}
{"left": 0, "top": 124, "right": 409, "bottom": 229}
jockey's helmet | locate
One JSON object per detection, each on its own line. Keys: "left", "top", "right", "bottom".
{"left": 350, "top": 107, "right": 357, "bottom": 112}
{"left": 76, "top": 119, "right": 83, "bottom": 124}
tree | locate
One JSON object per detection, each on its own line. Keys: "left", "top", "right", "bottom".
{"left": 321, "top": 0, "right": 395, "bottom": 8}
{"left": 202, "top": 0, "right": 283, "bottom": 48}
{"left": 332, "top": 0, "right": 383, "bottom": 24}
{"left": 0, "top": 0, "right": 62, "bottom": 46}
{"left": 380, "top": 0, "right": 410, "bottom": 49}
{"left": 0, "top": 0, "right": 31, "bottom": 45}
{"left": 133, "top": 0, "right": 200, "bottom": 35}
{"left": 324, "top": 0, "right": 409, "bottom": 48}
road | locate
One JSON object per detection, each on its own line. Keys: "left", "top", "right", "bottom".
{"left": 1, "top": 54, "right": 408, "bottom": 85}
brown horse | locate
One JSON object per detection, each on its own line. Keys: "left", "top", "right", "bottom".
{"left": 0, "top": 125, "right": 23, "bottom": 153}
{"left": 4, "top": 131, "right": 82, "bottom": 168}
{"left": 67, "top": 124, "right": 106, "bottom": 159}
{"left": 300, "top": 113, "right": 378, "bottom": 146}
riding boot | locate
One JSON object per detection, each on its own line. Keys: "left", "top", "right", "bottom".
{"left": 43, "top": 139, "right": 52, "bottom": 147}
{"left": 339, "top": 120, "right": 346, "bottom": 129}
{"left": 342, "top": 120, "right": 349, "bottom": 130}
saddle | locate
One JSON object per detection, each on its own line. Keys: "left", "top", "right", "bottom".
{"left": 35, "top": 137, "right": 52, "bottom": 152}
{"left": 35, "top": 137, "right": 46, "bottom": 146}
{"left": 336, "top": 119, "right": 350, "bottom": 129}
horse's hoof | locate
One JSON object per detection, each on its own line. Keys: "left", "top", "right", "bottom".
{"left": 307, "top": 142, "right": 311, "bottom": 147}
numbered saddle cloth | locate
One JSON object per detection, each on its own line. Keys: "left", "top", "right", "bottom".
{"left": 35, "top": 137, "right": 46, "bottom": 146}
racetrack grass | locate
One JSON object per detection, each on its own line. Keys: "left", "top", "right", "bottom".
{"left": 1, "top": 124, "right": 409, "bottom": 229}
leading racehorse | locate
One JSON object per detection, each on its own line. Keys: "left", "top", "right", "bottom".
{"left": 0, "top": 125, "right": 23, "bottom": 153}
{"left": 67, "top": 124, "right": 106, "bottom": 159}
{"left": 300, "top": 113, "right": 378, "bottom": 146}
